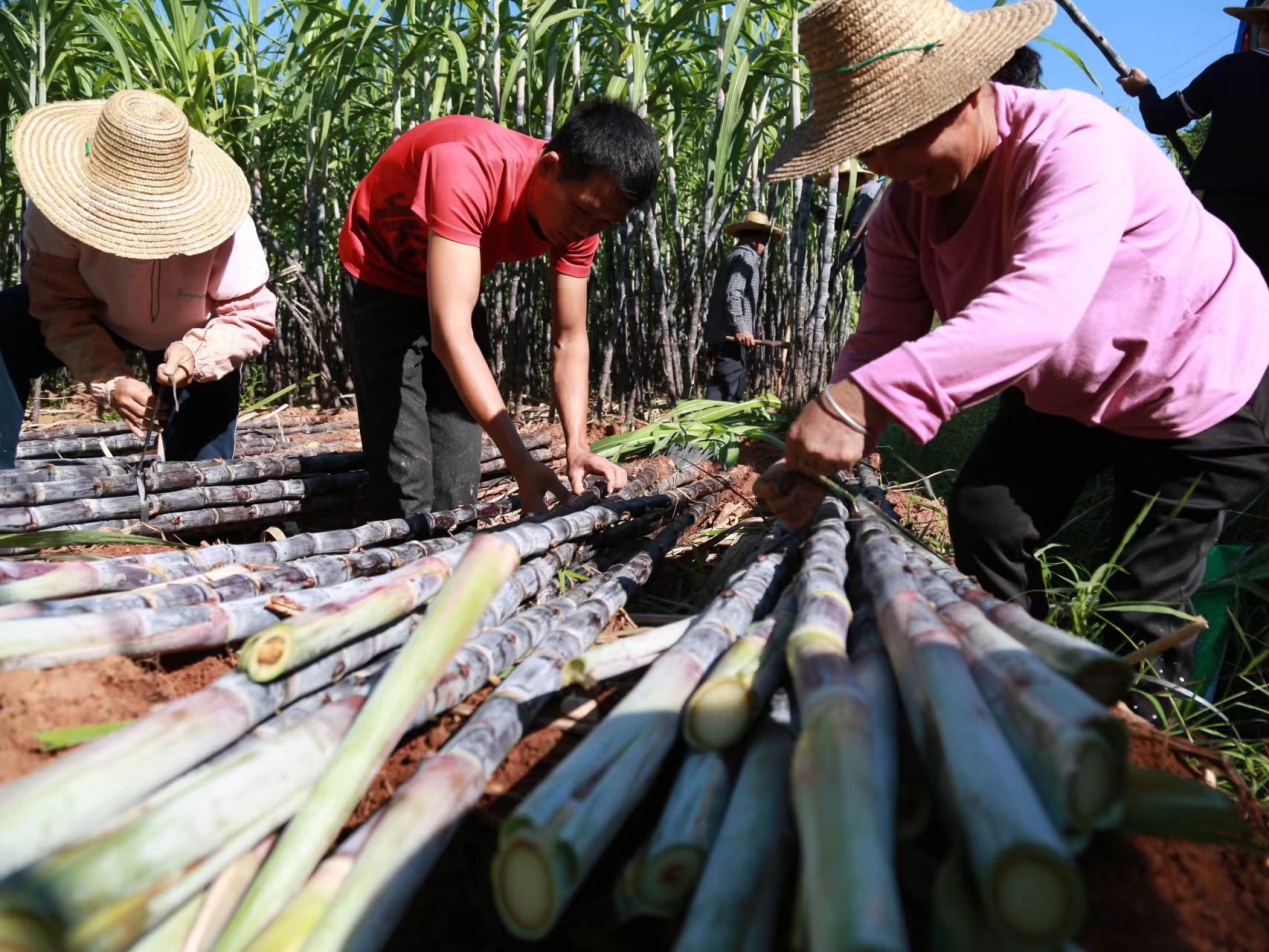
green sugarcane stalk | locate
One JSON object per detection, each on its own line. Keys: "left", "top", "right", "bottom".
{"left": 1120, "top": 766, "right": 1252, "bottom": 844}
{"left": 901, "top": 554, "right": 1127, "bottom": 833}
{"left": 293, "top": 501, "right": 716, "bottom": 952}
{"left": 673, "top": 708, "right": 796, "bottom": 952}
{"left": 126, "top": 896, "right": 202, "bottom": 952}
{"left": 562, "top": 617, "right": 694, "bottom": 689}
{"left": 492, "top": 534, "right": 795, "bottom": 939}
{"left": 856, "top": 514, "right": 1084, "bottom": 947}
{"left": 621, "top": 751, "right": 732, "bottom": 917}
{"left": 682, "top": 586, "right": 797, "bottom": 751}
{"left": 212, "top": 533, "right": 520, "bottom": 952}
{"left": 180, "top": 834, "right": 277, "bottom": 952}
{"left": 786, "top": 500, "right": 907, "bottom": 952}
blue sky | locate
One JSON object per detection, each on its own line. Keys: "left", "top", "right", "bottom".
{"left": 963, "top": 0, "right": 1246, "bottom": 127}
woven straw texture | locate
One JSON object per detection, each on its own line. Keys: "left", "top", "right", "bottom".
{"left": 1225, "top": 1, "right": 1269, "bottom": 23}
{"left": 13, "top": 90, "right": 250, "bottom": 260}
{"left": 725, "top": 210, "right": 786, "bottom": 241}
{"left": 768, "top": 0, "right": 1055, "bottom": 180}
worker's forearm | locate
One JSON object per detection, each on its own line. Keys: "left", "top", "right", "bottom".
{"left": 552, "top": 332, "right": 590, "bottom": 452}
{"left": 431, "top": 330, "right": 530, "bottom": 466}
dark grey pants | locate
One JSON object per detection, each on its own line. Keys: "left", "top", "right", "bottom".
{"left": 340, "top": 271, "right": 490, "bottom": 518}
{"left": 948, "top": 375, "right": 1269, "bottom": 687}
{"left": 705, "top": 340, "right": 747, "bottom": 402}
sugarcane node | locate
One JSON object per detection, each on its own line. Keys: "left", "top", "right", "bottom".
{"left": 264, "top": 595, "right": 306, "bottom": 616}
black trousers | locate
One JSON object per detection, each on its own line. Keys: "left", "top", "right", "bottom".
{"left": 948, "top": 377, "right": 1269, "bottom": 685}
{"left": 340, "top": 270, "right": 491, "bottom": 518}
{"left": 0, "top": 284, "right": 240, "bottom": 462}
{"left": 705, "top": 340, "right": 747, "bottom": 402}
{"left": 1201, "top": 190, "right": 1269, "bottom": 286}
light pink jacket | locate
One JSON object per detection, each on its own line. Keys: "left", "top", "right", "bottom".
{"left": 837, "top": 83, "right": 1269, "bottom": 442}
{"left": 22, "top": 202, "right": 277, "bottom": 401}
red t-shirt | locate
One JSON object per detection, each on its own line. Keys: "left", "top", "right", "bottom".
{"left": 338, "top": 115, "right": 600, "bottom": 297}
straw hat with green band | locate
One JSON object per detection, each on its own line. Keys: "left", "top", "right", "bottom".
{"left": 13, "top": 89, "right": 251, "bottom": 260}
{"left": 767, "top": 0, "right": 1056, "bottom": 181}
{"left": 1226, "top": 0, "right": 1269, "bottom": 24}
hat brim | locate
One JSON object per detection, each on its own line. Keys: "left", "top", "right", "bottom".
{"left": 767, "top": 0, "right": 1056, "bottom": 181}
{"left": 13, "top": 100, "right": 251, "bottom": 259}
{"left": 1225, "top": 6, "right": 1269, "bottom": 23}
{"left": 725, "top": 221, "right": 785, "bottom": 242}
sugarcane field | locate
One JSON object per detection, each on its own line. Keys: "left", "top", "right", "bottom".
{"left": 4, "top": 0, "right": 1269, "bottom": 950}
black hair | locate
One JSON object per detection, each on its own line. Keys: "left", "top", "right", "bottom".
{"left": 992, "top": 46, "right": 1043, "bottom": 89}
{"left": 544, "top": 97, "right": 660, "bottom": 206}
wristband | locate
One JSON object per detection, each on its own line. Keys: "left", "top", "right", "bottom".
{"left": 818, "top": 388, "right": 868, "bottom": 437}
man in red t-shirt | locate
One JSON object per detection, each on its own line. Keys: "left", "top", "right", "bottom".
{"left": 339, "top": 98, "right": 659, "bottom": 517}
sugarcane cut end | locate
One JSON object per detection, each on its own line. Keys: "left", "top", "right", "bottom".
{"left": 493, "top": 836, "right": 561, "bottom": 939}
{"left": 639, "top": 845, "right": 705, "bottom": 906}
{"left": 683, "top": 679, "right": 753, "bottom": 751}
{"left": 989, "top": 846, "right": 1086, "bottom": 945}
{"left": 1068, "top": 734, "right": 1126, "bottom": 831}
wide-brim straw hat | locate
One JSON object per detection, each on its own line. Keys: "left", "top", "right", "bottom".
{"left": 725, "top": 210, "right": 785, "bottom": 242}
{"left": 768, "top": 0, "right": 1056, "bottom": 181}
{"left": 1226, "top": 1, "right": 1269, "bottom": 23}
{"left": 13, "top": 89, "right": 250, "bottom": 259}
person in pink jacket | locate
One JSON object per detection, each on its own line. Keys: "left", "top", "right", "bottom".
{"left": 757, "top": 0, "right": 1269, "bottom": 719}
{"left": 0, "top": 89, "right": 276, "bottom": 464}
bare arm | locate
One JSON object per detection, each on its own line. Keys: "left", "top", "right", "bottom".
{"left": 427, "top": 233, "right": 570, "bottom": 512}
{"left": 551, "top": 270, "right": 628, "bottom": 494}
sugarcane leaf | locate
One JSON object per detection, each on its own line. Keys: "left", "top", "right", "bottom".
{"left": 36, "top": 720, "right": 135, "bottom": 752}
{"left": 0, "top": 529, "right": 187, "bottom": 549}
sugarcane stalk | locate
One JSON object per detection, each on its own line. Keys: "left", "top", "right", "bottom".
{"left": 0, "top": 472, "right": 368, "bottom": 532}
{"left": 904, "top": 541, "right": 1133, "bottom": 705}
{"left": 212, "top": 533, "right": 520, "bottom": 952}
{"left": 785, "top": 500, "right": 907, "bottom": 952}
{"left": 901, "top": 554, "right": 1127, "bottom": 833}
{"left": 180, "top": 835, "right": 277, "bottom": 952}
{"left": 237, "top": 545, "right": 472, "bottom": 681}
{"left": 562, "top": 617, "right": 693, "bottom": 689}
{"left": 16, "top": 432, "right": 148, "bottom": 458}
{"left": 491, "top": 534, "right": 795, "bottom": 939}
{"left": 0, "top": 454, "right": 365, "bottom": 507}
{"left": 127, "top": 896, "right": 202, "bottom": 952}
{"left": 682, "top": 587, "right": 797, "bottom": 751}
{"left": 291, "top": 502, "right": 716, "bottom": 952}
{"left": 856, "top": 514, "right": 1084, "bottom": 947}
{"left": 620, "top": 751, "right": 732, "bottom": 917}
{"left": 673, "top": 707, "right": 796, "bottom": 952}
{"left": 479, "top": 444, "right": 563, "bottom": 476}
{"left": 61, "top": 495, "right": 345, "bottom": 537}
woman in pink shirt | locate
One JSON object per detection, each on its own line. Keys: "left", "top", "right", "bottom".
{"left": 757, "top": 0, "right": 1269, "bottom": 715}
{"left": 0, "top": 89, "right": 276, "bottom": 464}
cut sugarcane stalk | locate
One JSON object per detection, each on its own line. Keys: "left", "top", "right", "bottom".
{"left": 562, "top": 617, "right": 693, "bottom": 688}
{"left": 621, "top": 751, "right": 732, "bottom": 917}
{"left": 856, "top": 514, "right": 1085, "bottom": 947}
{"left": 899, "top": 552, "right": 1128, "bottom": 831}
{"left": 296, "top": 502, "right": 716, "bottom": 952}
{"left": 237, "top": 546, "right": 470, "bottom": 681}
{"left": 1120, "top": 766, "right": 1252, "bottom": 843}
{"left": 127, "top": 897, "right": 202, "bottom": 952}
{"left": 181, "top": 835, "right": 276, "bottom": 952}
{"left": 0, "top": 698, "right": 362, "bottom": 951}
{"left": 213, "top": 533, "right": 520, "bottom": 952}
{"left": 673, "top": 708, "right": 795, "bottom": 952}
{"left": 492, "top": 536, "right": 794, "bottom": 939}
{"left": 786, "top": 500, "right": 906, "bottom": 952}
{"left": 682, "top": 587, "right": 797, "bottom": 751}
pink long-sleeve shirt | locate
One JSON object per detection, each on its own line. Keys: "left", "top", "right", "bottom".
{"left": 836, "top": 82, "right": 1269, "bottom": 443}
{"left": 22, "top": 203, "right": 277, "bottom": 398}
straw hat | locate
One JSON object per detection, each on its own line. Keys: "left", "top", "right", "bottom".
{"left": 1226, "top": 1, "right": 1269, "bottom": 23}
{"left": 724, "top": 210, "right": 785, "bottom": 242}
{"left": 767, "top": 0, "right": 1056, "bottom": 181}
{"left": 13, "top": 90, "right": 250, "bottom": 260}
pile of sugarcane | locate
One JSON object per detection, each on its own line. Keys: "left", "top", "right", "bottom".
{"left": 0, "top": 467, "right": 1255, "bottom": 952}
{"left": 1, "top": 421, "right": 563, "bottom": 538}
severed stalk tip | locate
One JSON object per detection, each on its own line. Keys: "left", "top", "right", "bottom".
{"left": 990, "top": 851, "right": 1085, "bottom": 945}
{"left": 494, "top": 839, "right": 558, "bottom": 939}
{"left": 684, "top": 680, "right": 752, "bottom": 750}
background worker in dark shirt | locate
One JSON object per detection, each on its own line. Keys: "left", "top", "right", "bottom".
{"left": 703, "top": 211, "right": 783, "bottom": 401}
{"left": 1120, "top": 1, "right": 1269, "bottom": 281}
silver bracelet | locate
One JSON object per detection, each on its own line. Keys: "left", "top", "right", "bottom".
{"left": 818, "top": 388, "right": 869, "bottom": 437}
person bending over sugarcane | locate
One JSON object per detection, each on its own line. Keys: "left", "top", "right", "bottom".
{"left": 754, "top": 0, "right": 1269, "bottom": 724}
{"left": 1119, "top": 0, "right": 1269, "bottom": 283}
{"left": 338, "top": 98, "right": 659, "bottom": 517}
{"left": 703, "top": 212, "right": 784, "bottom": 402}
{"left": 0, "top": 90, "right": 277, "bottom": 467}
